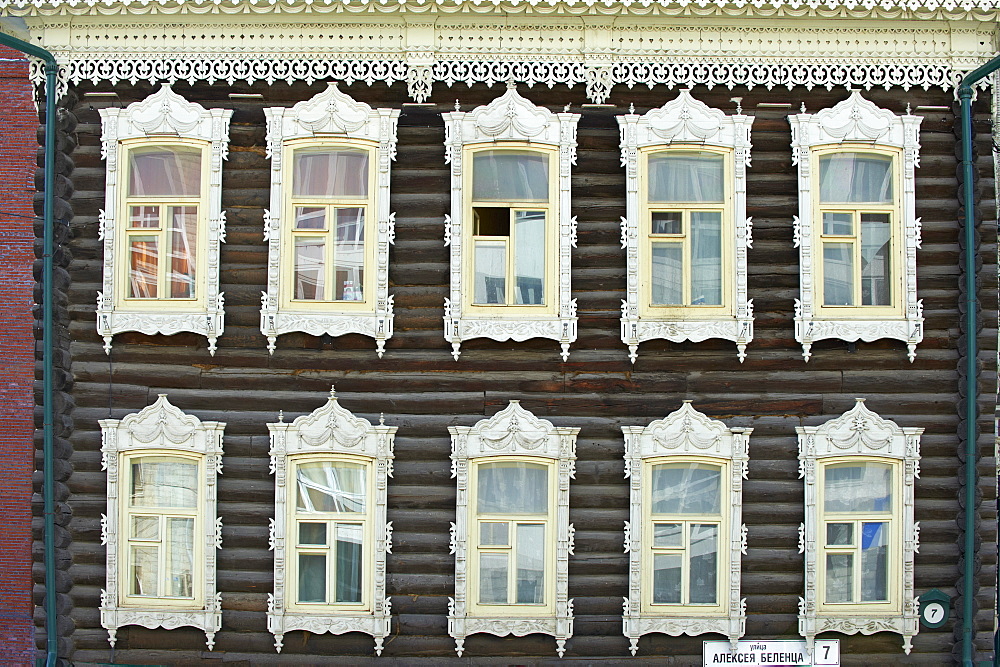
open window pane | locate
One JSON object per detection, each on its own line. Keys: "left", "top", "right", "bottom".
{"left": 648, "top": 152, "right": 724, "bottom": 203}
{"left": 335, "top": 207, "right": 365, "bottom": 301}
{"left": 296, "top": 461, "right": 367, "bottom": 513}
{"left": 293, "top": 238, "right": 326, "bottom": 301}
{"left": 297, "top": 553, "right": 327, "bottom": 603}
{"left": 650, "top": 463, "right": 722, "bottom": 515}
{"left": 293, "top": 149, "right": 369, "bottom": 198}
{"left": 165, "top": 517, "right": 194, "bottom": 597}
{"left": 335, "top": 523, "right": 363, "bottom": 603}
{"left": 826, "top": 553, "right": 854, "bottom": 603}
{"left": 295, "top": 206, "right": 327, "bottom": 230}
{"left": 819, "top": 153, "right": 893, "bottom": 203}
{"left": 128, "top": 237, "right": 158, "bottom": 298}
{"left": 128, "top": 146, "right": 202, "bottom": 197}
{"left": 822, "top": 242, "right": 854, "bottom": 306}
{"left": 689, "top": 524, "right": 718, "bottom": 604}
{"left": 480, "top": 522, "right": 509, "bottom": 546}
{"left": 861, "top": 213, "right": 891, "bottom": 306}
{"left": 472, "top": 151, "right": 548, "bottom": 202}
{"left": 130, "top": 545, "right": 160, "bottom": 596}
{"left": 515, "top": 523, "right": 545, "bottom": 604}
{"left": 824, "top": 463, "right": 892, "bottom": 513}
{"left": 473, "top": 240, "right": 506, "bottom": 305}
{"left": 651, "top": 242, "right": 683, "bottom": 306}
{"left": 652, "top": 553, "right": 682, "bottom": 604}
{"left": 168, "top": 206, "right": 197, "bottom": 299}
{"left": 860, "top": 522, "right": 889, "bottom": 602}
{"left": 479, "top": 553, "right": 508, "bottom": 604}
{"left": 130, "top": 459, "right": 198, "bottom": 509}
{"left": 514, "top": 211, "right": 545, "bottom": 306}
{"left": 477, "top": 462, "right": 548, "bottom": 514}
{"left": 690, "top": 211, "right": 722, "bottom": 306}
{"left": 129, "top": 206, "right": 160, "bottom": 229}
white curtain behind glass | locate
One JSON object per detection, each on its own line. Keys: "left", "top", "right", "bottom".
{"left": 477, "top": 462, "right": 548, "bottom": 514}
{"left": 819, "top": 153, "right": 892, "bottom": 203}
{"left": 648, "top": 153, "right": 724, "bottom": 203}
{"left": 472, "top": 152, "right": 549, "bottom": 202}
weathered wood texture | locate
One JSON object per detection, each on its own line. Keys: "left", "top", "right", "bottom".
{"left": 59, "top": 80, "right": 997, "bottom": 663}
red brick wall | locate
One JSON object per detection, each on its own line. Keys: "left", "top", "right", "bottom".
{"left": 0, "top": 45, "right": 39, "bottom": 665}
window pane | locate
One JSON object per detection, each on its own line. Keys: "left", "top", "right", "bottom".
{"left": 690, "top": 211, "right": 722, "bottom": 306}
{"left": 652, "top": 553, "right": 682, "bottom": 604}
{"left": 293, "top": 237, "right": 326, "bottom": 301}
{"left": 130, "top": 459, "right": 198, "bottom": 508}
{"left": 335, "top": 523, "right": 363, "bottom": 603}
{"left": 648, "top": 152, "right": 724, "bottom": 203}
{"left": 129, "top": 205, "right": 160, "bottom": 229}
{"left": 861, "top": 522, "right": 889, "bottom": 602}
{"left": 297, "top": 553, "right": 327, "bottom": 603}
{"left": 823, "top": 212, "right": 853, "bottom": 236}
{"left": 296, "top": 461, "right": 367, "bottom": 513}
{"left": 653, "top": 522, "right": 683, "bottom": 548}
{"left": 165, "top": 517, "right": 194, "bottom": 597}
{"left": 128, "top": 147, "right": 202, "bottom": 197}
{"left": 825, "top": 553, "right": 854, "bottom": 603}
{"left": 477, "top": 462, "right": 548, "bottom": 514}
{"left": 514, "top": 210, "right": 545, "bottom": 306}
{"left": 168, "top": 206, "right": 197, "bottom": 299}
{"left": 130, "top": 545, "right": 159, "bottom": 596}
{"left": 334, "top": 207, "right": 365, "bottom": 301}
{"left": 473, "top": 240, "right": 506, "bottom": 305}
{"left": 824, "top": 463, "right": 892, "bottom": 513}
{"left": 819, "top": 153, "right": 893, "bottom": 203}
{"left": 479, "top": 553, "right": 508, "bottom": 604}
{"left": 295, "top": 206, "right": 326, "bottom": 230}
{"left": 689, "top": 524, "right": 718, "bottom": 604}
{"left": 293, "top": 149, "right": 369, "bottom": 198}
{"left": 129, "top": 236, "right": 158, "bottom": 298}
{"left": 130, "top": 515, "right": 159, "bottom": 540}
{"left": 823, "top": 242, "right": 854, "bottom": 306}
{"left": 299, "top": 522, "right": 327, "bottom": 546}
{"left": 515, "top": 523, "right": 545, "bottom": 604}
{"left": 651, "top": 242, "right": 683, "bottom": 305}
{"left": 861, "top": 213, "right": 891, "bottom": 306}
{"left": 650, "top": 463, "right": 721, "bottom": 515}
{"left": 473, "top": 151, "right": 548, "bottom": 202}
{"left": 480, "top": 522, "right": 509, "bottom": 546}
{"left": 651, "top": 211, "right": 682, "bottom": 235}
{"left": 826, "top": 522, "right": 853, "bottom": 547}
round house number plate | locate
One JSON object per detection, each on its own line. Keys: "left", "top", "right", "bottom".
{"left": 918, "top": 589, "right": 951, "bottom": 629}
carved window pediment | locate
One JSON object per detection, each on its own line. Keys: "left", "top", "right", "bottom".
{"left": 99, "top": 395, "right": 226, "bottom": 649}
{"left": 98, "top": 84, "right": 232, "bottom": 355}
{"left": 261, "top": 83, "right": 399, "bottom": 356}
{"left": 266, "top": 389, "right": 396, "bottom": 654}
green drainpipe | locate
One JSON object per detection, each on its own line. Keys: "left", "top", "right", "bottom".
{"left": 957, "top": 54, "right": 1000, "bottom": 667}
{"left": 0, "top": 29, "right": 59, "bottom": 667}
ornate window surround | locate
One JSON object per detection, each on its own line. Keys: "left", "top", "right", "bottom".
{"left": 98, "top": 394, "right": 226, "bottom": 649}
{"left": 442, "top": 84, "right": 580, "bottom": 361}
{"left": 621, "top": 401, "right": 750, "bottom": 654}
{"left": 795, "top": 398, "right": 922, "bottom": 654}
{"left": 618, "top": 90, "right": 754, "bottom": 363}
{"left": 97, "top": 84, "right": 232, "bottom": 355}
{"left": 266, "top": 388, "right": 396, "bottom": 654}
{"left": 788, "top": 91, "right": 923, "bottom": 362}
{"left": 261, "top": 83, "right": 399, "bottom": 356}
{"left": 448, "top": 400, "right": 579, "bottom": 657}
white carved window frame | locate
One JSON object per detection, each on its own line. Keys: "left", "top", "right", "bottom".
{"left": 442, "top": 84, "right": 581, "bottom": 362}
{"left": 621, "top": 401, "right": 750, "bottom": 654}
{"left": 261, "top": 83, "right": 399, "bottom": 356}
{"left": 98, "top": 394, "right": 225, "bottom": 649}
{"left": 448, "top": 400, "right": 579, "bottom": 657}
{"left": 796, "top": 398, "right": 922, "bottom": 654}
{"left": 618, "top": 90, "right": 755, "bottom": 363}
{"left": 788, "top": 91, "right": 923, "bottom": 362}
{"left": 266, "top": 389, "right": 396, "bottom": 654}
{"left": 98, "top": 84, "right": 232, "bottom": 355}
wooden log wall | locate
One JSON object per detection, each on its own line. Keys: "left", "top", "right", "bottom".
{"left": 57, "top": 79, "right": 998, "bottom": 663}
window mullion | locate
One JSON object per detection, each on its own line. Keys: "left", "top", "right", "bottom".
{"left": 326, "top": 205, "right": 336, "bottom": 300}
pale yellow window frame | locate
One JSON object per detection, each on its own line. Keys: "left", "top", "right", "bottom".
{"left": 280, "top": 138, "right": 378, "bottom": 312}
{"left": 285, "top": 453, "right": 375, "bottom": 614}
{"left": 638, "top": 146, "right": 734, "bottom": 319}
{"left": 462, "top": 143, "right": 559, "bottom": 316}
{"left": 115, "top": 138, "right": 210, "bottom": 311}
{"left": 118, "top": 450, "right": 205, "bottom": 610}
{"left": 467, "top": 455, "right": 557, "bottom": 617}
{"left": 815, "top": 456, "right": 902, "bottom": 615}
{"left": 640, "top": 456, "right": 729, "bottom": 615}
{"left": 811, "top": 145, "right": 904, "bottom": 319}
